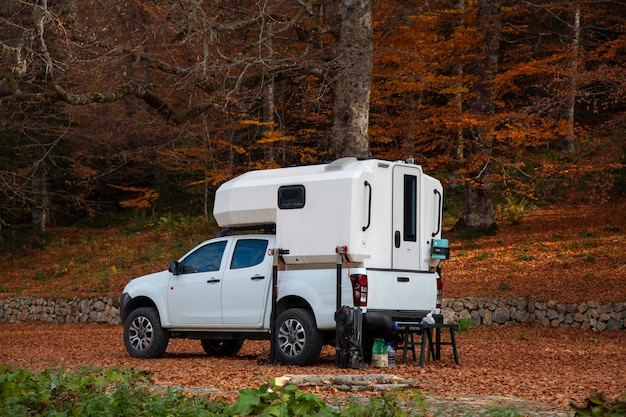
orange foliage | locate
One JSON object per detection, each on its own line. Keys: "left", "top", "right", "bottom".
{"left": 109, "top": 185, "right": 159, "bottom": 210}
{"left": 370, "top": 0, "right": 626, "bottom": 202}
{"left": 1, "top": 0, "right": 625, "bottom": 227}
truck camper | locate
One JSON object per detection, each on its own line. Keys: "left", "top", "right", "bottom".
{"left": 120, "top": 157, "right": 449, "bottom": 366}
{"left": 215, "top": 157, "right": 445, "bottom": 268}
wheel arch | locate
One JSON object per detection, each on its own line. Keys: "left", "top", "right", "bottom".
{"left": 276, "top": 295, "right": 314, "bottom": 319}
{"left": 122, "top": 295, "right": 159, "bottom": 323}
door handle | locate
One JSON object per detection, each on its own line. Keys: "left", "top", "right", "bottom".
{"left": 251, "top": 275, "right": 265, "bottom": 281}
{"left": 433, "top": 189, "right": 442, "bottom": 237}
{"left": 394, "top": 231, "right": 401, "bottom": 248}
{"left": 206, "top": 278, "right": 221, "bottom": 284}
{"left": 362, "top": 181, "right": 372, "bottom": 231}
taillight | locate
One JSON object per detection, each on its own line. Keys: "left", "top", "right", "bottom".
{"left": 436, "top": 276, "right": 443, "bottom": 309}
{"left": 350, "top": 274, "right": 368, "bottom": 307}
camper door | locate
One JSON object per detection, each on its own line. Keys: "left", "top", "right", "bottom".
{"left": 392, "top": 166, "right": 421, "bottom": 270}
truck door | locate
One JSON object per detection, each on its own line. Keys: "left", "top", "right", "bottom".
{"left": 168, "top": 239, "right": 229, "bottom": 326}
{"left": 392, "top": 165, "right": 421, "bottom": 270}
{"left": 221, "top": 237, "right": 272, "bottom": 326}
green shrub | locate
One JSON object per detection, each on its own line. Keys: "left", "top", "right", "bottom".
{"left": 457, "top": 317, "right": 477, "bottom": 333}
{"left": 0, "top": 365, "right": 223, "bottom": 417}
{"left": 4, "top": 364, "right": 621, "bottom": 417}
{"left": 497, "top": 197, "right": 530, "bottom": 225}
{"left": 516, "top": 252, "right": 535, "bottom": 261}
{"left": 33, "top": 270, "right": 46, "bottom": 281}
{"left": 339, "top": 389, "right": 428, "bottom": 417}
{"left": 230, "top": 380, "right": 336, "bottom": 416}
{"left": 571, "top": 393, "right": 626, "bottom": 416}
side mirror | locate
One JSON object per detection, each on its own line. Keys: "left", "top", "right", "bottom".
{"left": 168, "top": 261, "right": 180, "bottom": 274}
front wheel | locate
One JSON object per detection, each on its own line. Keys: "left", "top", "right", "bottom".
{"left": 275, "top": 308, "right": 323, "bottom": 366}
{"left": 124, "top": 307, "right": 169, "bottom": 358}
{"left": 201, "top": 339, "right": 244, "bottom": 356}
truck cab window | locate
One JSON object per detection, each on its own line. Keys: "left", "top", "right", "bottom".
{"left": 181, "top": 241, "right": 227, "bottom": 273}
{"left": 230, "top": 239, "right": 269, "bottom": 269}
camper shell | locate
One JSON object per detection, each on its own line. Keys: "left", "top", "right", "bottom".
{"left": 214, "top": 157, "right": 447, "bottom": 271}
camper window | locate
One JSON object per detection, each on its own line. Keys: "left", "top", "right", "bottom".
{"left": 278, "top": 185, "right": 305, "bottom": 209}
{"left": 404, "top": 175, "right": 417, "bottom": 242}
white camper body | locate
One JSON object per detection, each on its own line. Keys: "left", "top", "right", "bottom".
{"left": 214, "top": 157, "right": 445, "bottom": 272}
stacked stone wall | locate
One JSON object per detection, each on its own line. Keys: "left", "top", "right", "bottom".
{"left": 0, "top": 296, "right": 120, "bottom": 325}
{"left": 442, "top": 297, "right": 625, "bottom": 330}
{"left": 0, "top": 296, "right": 624, "bottom": 330}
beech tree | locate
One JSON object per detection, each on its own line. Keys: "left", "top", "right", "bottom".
{"left": 328, "top": 0, "right": 373, "bottom": 158}
{"left": 557, "top": 1, "right": 581, "bottom": 155}
{"left": 455, "top": 0, "right": 501, "bottom": 233}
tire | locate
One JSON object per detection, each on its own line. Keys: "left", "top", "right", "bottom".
{"left": 124, "top": 307, "right": 169, "bottom": 358}
{"left": 275, "top": 308, "right": 323, "bottom": 366}
{"left": 200, "top": 339, "right": 244, "bottom": 357}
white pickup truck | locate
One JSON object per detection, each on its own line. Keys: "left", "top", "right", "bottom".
{"left": 120, "top": 157, "right": 448, "bottom": 365}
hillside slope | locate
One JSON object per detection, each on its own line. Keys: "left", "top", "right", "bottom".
{"left": 445, "top": 200, "right": 626, "bottom": 303}
{"left": 1, "top": 201, "right": 624, "bottom": 303}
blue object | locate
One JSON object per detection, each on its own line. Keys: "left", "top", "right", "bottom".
{"left": 431, "top": 238, "right": 450, "bottom": 259}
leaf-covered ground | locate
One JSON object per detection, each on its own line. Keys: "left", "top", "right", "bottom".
{"left": 444, "top": 200, "right": 626, "bottom": 304}
{"left": 1, "top": 201, "right": 625, "bottom": 411}
{"left": 1, "top": 322, "right": 624, "bottom": 411}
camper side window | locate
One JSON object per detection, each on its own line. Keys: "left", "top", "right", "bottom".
{"left": 278, "top": 185, "right": 305, "bottom": 209}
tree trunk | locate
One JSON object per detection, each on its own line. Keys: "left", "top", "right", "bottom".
{"left": 455, "top": 0, "right": 501, "bottom": 234}
{"left": 31, "top": 157, "right": 50, "bottom": 243}
{"left": 454, "top": 0, "right": 466, "bottom": 162}
{"left": 262, "top": 75, "right": 277, "bottom": 161}
{"left": 557, "top": 2, "right": 580, "bottom": 155}
{"left": 328, "top": 0, "right": 373, "bottom": 159}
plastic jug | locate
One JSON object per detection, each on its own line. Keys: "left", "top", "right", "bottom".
{"left": 421, "top": 311, "right": 435, "bottom": 325}
{"left": 386, "top": 342, "right": 396, "bottom": 367}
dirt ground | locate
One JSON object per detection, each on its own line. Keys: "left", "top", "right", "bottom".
{"left": 1, "top": 321, "right": 624, "bottom": 412}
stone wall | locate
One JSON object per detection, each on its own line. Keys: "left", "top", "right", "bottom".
{"left": 0, "top": 296, "right": 121, "bottom": 325}
{"left": 0, "top": 296, "right": 624, "bottom": 330}
{"left": 442, "top": 297, "right": 625, "bottom": 330}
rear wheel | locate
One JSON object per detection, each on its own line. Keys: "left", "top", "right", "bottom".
{"left": 275, "top": 308, "right": 323, "bottom": 366}
{"left": 200, "top": 339, "right": 244, "bottom": 356}
{"left": 124, "top": 307, "right": 169, "bottom": 358}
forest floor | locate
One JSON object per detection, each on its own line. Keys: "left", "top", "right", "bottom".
{"left": 1, "top": 322, "right": 624, "bottom": 415}
{"left": 1, "top": 200, "right": 625, "bottom": 414}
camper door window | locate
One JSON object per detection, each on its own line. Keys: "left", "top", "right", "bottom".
{"left": 278, "top": 185, "right": 305, "bottom": 209}
{"left": 403, "top": 175, "right": 417, "bottom": 242}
